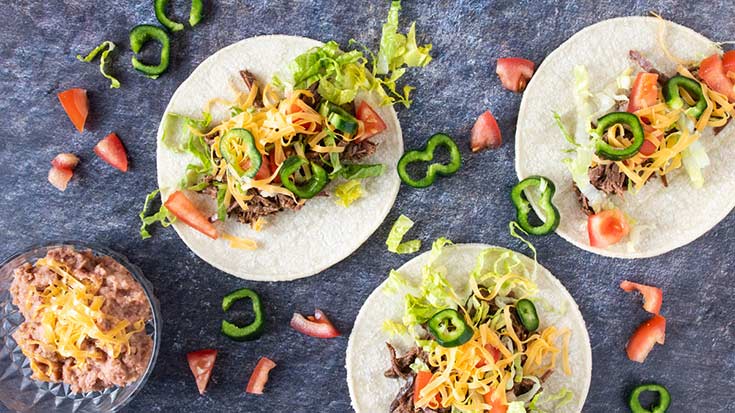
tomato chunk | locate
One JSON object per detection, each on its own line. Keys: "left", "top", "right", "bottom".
{"left": 51, "top": 153, "right": 80, "bottom": 170}
{"left": 724, "top": 50, "right": 735, "bottom": 78}
{"left": 94, "top": 133, "right": 128, "bottom": 172}
{"left": 620, "top": 280, "right": 663, "bottom": 315}
{"left": 290, "top": 309, "right": 340, "bottom": 338}
{"left": 588, "top": 209, "right": 630, "bottom": 248}
{"left": 496, "top": 58, "right": 535, "bottom": 93}
{"left": 483, "top": 388, "right": 508, "bottom": 413}
{"left": 57, "top": 88, "right": 88, "bottom": 133}
{"left": 470, "top": 110, "right": 502, "bottom": 152}
{"left": 627, "top": 72, "right": 660, "bottom": 112}
{"left": 626, "top": 314, "right": 666, "bottom": 363}
{"left": 246, "top": 357, "right": 277, "bottom": 395}
{"left": 476, "top": 344, "right": 501, "bottom": 368}
{"left": 164, "top": 191, "right": 218, "bottom": 239}
{"left": 413, "top": 370, "right": 441, "bottom": 405}
{"left": 356, "top": 101, "right": 387, "bottom": 140}
{"left": 699, "top": 54, "right": 735, "bottom": 101}
{"left": 48, "top": 166, "right": 74, "bottom": 191}
{"left": 187, "top": 349, "right": 217, "bottom": 395}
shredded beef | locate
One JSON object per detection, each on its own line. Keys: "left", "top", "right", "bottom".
{"left": 572, "top": 183, "right": 595, "bottom": 216}
{"left": 342, "top": 139, "right": 378, "bottom": 161}
{"left": 715, "top": 117, "right": 733, "bottom": 135}
{"left": 234, "top": 189, "right": 301, "bottom": 224}
{"left": 589, "top": 163, "right": 628, "bottom": 196}
{"left": 510, "top": 307, "right": 530, "bottom": 342}
{"left": 513, "top": 377, "right": 537, "bottom": 396}
{"left": 385, "top": 343, "right": 419, "bottom": 379}
{"left": 628, "top": 50, "right": 669, "bottom": 84}
{"left": 306, "top": 82, "right": 322, "bottom": 109}
{"left": 239, "top": 70, "right": 263, "bottom": 107}
{"left": 389, "top": 373, "right": 415, "bottom": 413}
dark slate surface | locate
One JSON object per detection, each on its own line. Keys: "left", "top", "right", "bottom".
{"left": 1, "top": 1, "right": 734, "bottom": 412}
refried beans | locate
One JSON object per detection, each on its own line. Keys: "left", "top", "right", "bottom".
{"left": 9, "top": 247, "right": 153, "bottom": 393}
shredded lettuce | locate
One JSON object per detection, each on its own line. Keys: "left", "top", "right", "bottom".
{"left": 161, "top": 112, "right": 212, "bottom": 152}
{"left": 381, "top": 319, "right": 407, "bottom": 336}
{"left": 507, "top": 401, "right": 527, "bottom": 413}
{"left": 76, "top": 40, "right": 120, "bottom": 89}
{"left": 383, "top": 269, "right": 413, "bottom": 294}
{"left": 528, "top": 387, "right": 574, "bottom": 413}
{"left": 373, "top": 0, "right": 432, "bottom": 106}
{"left": 139, "top": 189, "right": 175, "bottom": 239}
{"left": 679, "top": 115, "right": 709, "bottom": 188}
{"left": 216, "top": 184, "right": 227, "bottom": 221}
{"left": 333, "top": 163, "right": 385, "bottom": 180}
{"left": 386, "top": 214, "right": 421, "bottom": 254}
{"left": 335, "top": 179, "right": 363, "bottom": 207}
{"left": 274, "top": 0, "right": 431, "bottom": 107}
{"left": 553, "top": 111, "right": 577, "bottom": 146}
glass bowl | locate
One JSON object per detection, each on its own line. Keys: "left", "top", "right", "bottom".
{"left": 0, "top": 242, "right": 161, "bottom": 412}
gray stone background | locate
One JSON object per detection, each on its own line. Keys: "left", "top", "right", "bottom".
{"left": 1, "top": 0, "right": 734, "bottom": 412}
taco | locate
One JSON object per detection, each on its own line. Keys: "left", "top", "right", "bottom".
{"left": 346, "top": 241, "right": 591, "bottom": 412}
{"left": 515, "top": 16, "right": 735, "bottom": 258}
{"left": 154, "top": 35, "right": 404, "bottom": 281}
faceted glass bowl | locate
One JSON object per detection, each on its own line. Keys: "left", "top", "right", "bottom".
{"left": 0, "top": 242, "right": 161, "bottom": 412}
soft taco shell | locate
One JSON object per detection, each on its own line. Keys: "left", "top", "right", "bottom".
{"left": 346, "top": 243, "right": 592, "bottom": 412}
{"left": 515, "top": 16, "right": 732, "bottom": 258}
{"left": 156, "top": 35, "right": 402, "bottom": 281}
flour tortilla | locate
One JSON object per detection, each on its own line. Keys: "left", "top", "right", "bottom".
{"left": 346, "top": 244, "right": 592, "bottom": 412}
{"left": 156, "top": 35, "right": 402, "bottom": 281}
{"left": 515, "top": 16, "right": 735, "bottom": 258}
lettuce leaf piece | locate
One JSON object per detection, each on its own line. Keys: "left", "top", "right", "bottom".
{"left": 139, "top": 189, "right": 175, "bottom": 239}
{"left": 77, "top": 40, "right": 120, "bottom": 89}
{"left": 161, "top": 112, "right": 212, "bottom": 152}
{"left": 216, "top": 184, "right": 227, "bottom": 221}
{"left": 386, "top": 214, "right": 421, "bottom": 254}
{"left": 528, "top": 387, "right": 574, "bottom": 413}
{"left": 381, "top": 320, "right": 407, "bottom": 336}
{"left": 335, "top": 179, "right": 363, "bottom": 207}
{"left": 334, "top": 163, "right": 385, "bottom": 180}
{"left": 507, "top": 402, "right": 527, "bottom": 413}
{"left": 383, "top": 269, "right": 414, "bottom": 294}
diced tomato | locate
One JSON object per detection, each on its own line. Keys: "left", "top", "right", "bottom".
{"left": 246, "top": 357, "right": 277, "bottom": 395}
{"left": 290, "top": 309, "right": 340, "bottom": 338}
{"left": 699, "top": 54, "right": 735, "bottom": 101}
{"left": 94, "top": 133, "right": 128, "bottom": 172}
{"left": 48, "top": 166, "right": 74, "bottom": 191}
{"left": 187, "top": 349, "right": 217, "bottom": 395}
{"left": 639, "top": 140, "right": 657, "bottom": 156}
{"left": 476, "top": 344, "right": 501, "bottom": 368}
{"left": 413, "top": 370, "right": 440, "bottom": 405}
{"left": 588, "top": 209, "right": 630, "bottom": 248}
{"left": 252, "top": 155, "right": 272, "bottom": 180}
{"left": 626, "top": 314, "right": 666, "bottom": 363}
{"left": 164, "top": 191, "right": 218, "bottom": 239}
{"left": 496, "top": 58, "right": 535, "bottom": 93}
{"left": 627, "top": 72, "right": 660, "bottom": 112}
{"left": 620, "top": 280, "right": 663, "bottom": 315}
{"left": 356, "top": 101, "right": 387, "bottom": 140}
{"left": 470, "top": 110, "right": 502, "bottom": 152}
{"left": 57, "top": 88, "right": 88, "bottom": 133}
{"left": 483, "top": 388, "right": 508, "bottom": 413}
{"left": 724, "top": 50, "right": 735, "bottom": 78}
{"left": 51, "top": 153, "right": 80, "bottom": 170}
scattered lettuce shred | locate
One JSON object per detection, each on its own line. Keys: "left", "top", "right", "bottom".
{"left": 76, "top": 40, "right": 120, "bottom": 89}
{"left": 335, "top": 179, "right": 363, "bottom": 207}
{"left": 386, "top": 214, "right": 421, "bottom": 254}
{"left": 161, "top": 112, "right": 215, "bottom": 190}
{"left": 139, "top": 189, "right": 175, "bottom": 239}
{"left": 373, "top": 0, "right": 432, "bottom": 106}
{"left": 274, "top": 0, "right": 431, "bottom": 107}
{"left": 383, "top": 269, "right": 414, "bottom": 294}
{"left": 381, "top": 320, "right": 407, "bottom": 337}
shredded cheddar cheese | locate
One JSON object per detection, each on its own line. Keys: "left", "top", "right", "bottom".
{"left": 222, "top": 233, "right": 258, "bottom": 250}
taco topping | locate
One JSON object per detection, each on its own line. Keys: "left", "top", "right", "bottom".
{"left": 221, "top": 288, "right": 265, "bottom": 341}
{"left": 397, "top": 133, "right": 462, "bottom": 188}
{"left": 187, "top": 349, "right": 217, "bottom": 395}
{"left": 629, "top": 383, "right": 671, "bottom": 413}
{"left": 383, "top": 239, "right": 573, "bottom": 412}
{"left": 511, "top": 176, "right": 560, "bottom": 236}
{"left": 557, "top": 32, "right": 735, "bottom": 249}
